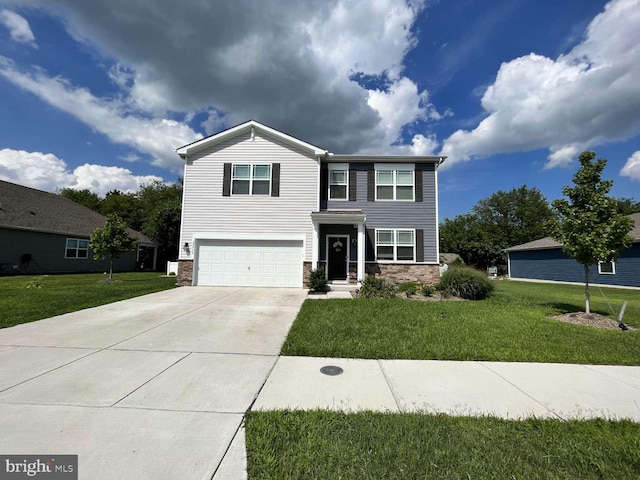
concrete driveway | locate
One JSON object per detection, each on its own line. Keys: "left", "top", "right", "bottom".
{"left": 0, "top": 287, "right": 307, "bottom": 480}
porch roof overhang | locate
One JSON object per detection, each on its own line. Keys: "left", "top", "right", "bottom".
{"left": 311, "top": 210, "right": 366, "bottom": 225}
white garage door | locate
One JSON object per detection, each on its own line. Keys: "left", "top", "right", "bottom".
{"left": 195, "top": 239, "right": 303, "bottom": 287}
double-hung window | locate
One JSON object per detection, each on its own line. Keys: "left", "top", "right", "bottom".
{"left": 232, "top": 164, "right": 271, "bottom": 195}
{"left": 65, "top": 238, "right": 89, "bottom": 258}
{"left": 329, "top": 164, "right": 348, "bottom": 200}
{"left": 376, "top": 229, "right": 415, "bottom": 261}
{"left": 375, "top": 166, "right": 414, "bottom": 201}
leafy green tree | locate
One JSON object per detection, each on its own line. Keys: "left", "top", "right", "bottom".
{"left": 100, "top": 190, "right": 143, "bottom": 231}
{"left": 548, "top": 151, "right": 633, "bottom": 313}
{"left": 137, "top": 179, "right": 183, "bottom": 261}
{"left": 58, "top": 188, "right": 102, "bottom": 212}
{"left": 440, "top": 186, "right": 553, "bottom": 270}
{"left": 614, "top": 197, "right": 640, "bottom": 215}
{"left": 90, "top": 214, "right": 137, "bottom": 280}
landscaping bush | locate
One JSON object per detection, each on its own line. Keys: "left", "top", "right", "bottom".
{"left": 308, "top": 267, "right": 328, "bottom": 292}
{"left": 438, "top": 266, "right": 494, "bottom": 300}
{"left": 359, "top": 276, "right": 396, "bottom": 299}
{"left": 419, "top": 284, "right": 437, "bottom": 297}
{"left": 398, "top": 281, "right": 419, "bottom": 297}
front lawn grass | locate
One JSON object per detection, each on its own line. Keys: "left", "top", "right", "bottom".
{"left": 281, "top": 281, "right": 640, "bottom": 364}
{"left": 0, "top": 272, "right": 177, "bottom": 328}
{"left": 246, "top": 410, "right": 640, "bottom": 479}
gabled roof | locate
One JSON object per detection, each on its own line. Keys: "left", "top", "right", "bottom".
{"left": 505, "top": 213, "right": 640, "bottom": 252}
{"left": 0, "top": 180, "right": 155, "bottom": 244}
{"left": 176, "top": 119, "right": 328, "bottom": 158}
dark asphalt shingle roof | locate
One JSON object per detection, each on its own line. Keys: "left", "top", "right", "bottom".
{"left": 0, "top": 180, "right": 155, "bottom": 244}
{"left": 505, "top": 213, "right": 640, "bottom": 252}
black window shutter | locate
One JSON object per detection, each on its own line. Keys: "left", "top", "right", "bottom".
{"left": 416, "top": 229, "right": 424, "bottom": 262}
{"left": 415, "top": 168, "right": 423, "bottom": 202}
{"left": 320, "top": 163, "right": 328, "bottom": 203}
{"left": 271, "top": 163, "right": 281, "bottom": 197}
{"left": 366, "top": 228, "right": 376, "bottom": 261}
{"left": 223, "top": 163, "right": 231, "bottom": 196}
{"left": 367, "top": 168, "right": 375, "bottom": 202}
{"left": 349, "top": 168, "right": 357, "bottom": 201}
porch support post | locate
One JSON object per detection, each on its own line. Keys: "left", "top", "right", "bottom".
{"left": 357, "top": 222, "right": 365, "bottom": 282}
{"left": 312, "top": 221, "right": 319, "bottom": 270}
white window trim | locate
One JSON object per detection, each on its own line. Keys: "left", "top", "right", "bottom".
{"left": 231, "top": 163, "right": 272, "bottom": 196}
{"left": 375, "top": 228, "right": 416, "bottom": 262}
{"left": 65, "top": 238, "right": 89, "bottom": 259}
{"left": 598, "top": 261, "right": 616, "bottom": 275}
{"left": 328, "top": 163, "right": 349, "bottom": 201}
{"left": 374, "top": 164, "right": 415, "bottom": 202}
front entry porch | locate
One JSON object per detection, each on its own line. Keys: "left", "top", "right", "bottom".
{"left": 311, "top": 211, "right": 366, "bottom": 284}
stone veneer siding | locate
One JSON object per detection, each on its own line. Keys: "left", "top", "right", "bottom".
{"left": 177, "top": 260, "right": 193, "bottom": 286}
{"left": 366, "top": 263, "right": 440, "bottom": 285}
{"left": 303, "top": 261, "right": 312, "bottom": 288}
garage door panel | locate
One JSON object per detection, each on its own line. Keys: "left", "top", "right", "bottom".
{"left": 196, "top": 240, "right": 302, "bottom": 287}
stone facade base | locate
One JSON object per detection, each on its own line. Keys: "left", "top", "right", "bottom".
{"left": 177, "top": 260, "right": 193, "bottom": 286}
{"left": 303, "top": 261, "right": 312, "bottom": 288}
{"left": 365, "top": 263, "right": 440, "bottom": 285}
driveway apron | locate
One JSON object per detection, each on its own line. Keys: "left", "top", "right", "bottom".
{"left": 0, "top": 286, "right": 307, "bottom": 480}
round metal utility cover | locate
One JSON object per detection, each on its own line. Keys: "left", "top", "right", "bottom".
{"left": 320, "top": 365, "right": 344, "bottom": 376}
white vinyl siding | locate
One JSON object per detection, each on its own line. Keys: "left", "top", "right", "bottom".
{"left": 180, "top": 131, "right": 318, "bottom": 261}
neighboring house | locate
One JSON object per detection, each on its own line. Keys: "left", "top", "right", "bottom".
{"left": 0, "top": 180, "right": 157, "bottom": 275}
{"left": 505, "top": 213, "right": 640, "bottom": 288}
{"left": 176, "top": 120, "right": 445, "bottom": 287}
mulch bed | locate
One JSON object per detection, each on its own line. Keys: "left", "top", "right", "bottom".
{"left": 550, "top": 312, "right": 633, "bottom": 330}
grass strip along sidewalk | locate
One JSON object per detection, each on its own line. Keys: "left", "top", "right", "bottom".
{"left": 246, "top": 410, "right": 640, "bottom": 480}
{"left": 1, "top": 272, "right": 177, "bottom": 328}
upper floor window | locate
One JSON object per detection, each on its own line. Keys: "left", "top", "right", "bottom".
{"left": 598, "top": 261, "right": 615, "bottom": 275}
{"left": 329, "top": 164, "right": 348, "bottom": 200}
{"left": 376, "top": 229, "right": 415, "bottom": 261}
{"left": 375, "top": 167, "right": 414, "bottom": 201}
{"left": 232, "top": 164, "right": 271, "bottom": 195}
{"left": 65, "top": 238, "right": 89, "bottom": 259}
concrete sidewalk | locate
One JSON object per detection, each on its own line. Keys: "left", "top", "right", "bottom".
{"left": 254, "top": 356, "right": 640, "bottom": 421}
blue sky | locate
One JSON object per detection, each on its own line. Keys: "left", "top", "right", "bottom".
{"left": 0, "top": 0, "right": 638, "bottom": 220}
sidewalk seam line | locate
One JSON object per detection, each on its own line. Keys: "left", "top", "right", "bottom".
{"left": 478, "top": 362, "right": 564, "bottom": 420}
{"left": 377, "top": 360, "right": 402, "bottom": 412}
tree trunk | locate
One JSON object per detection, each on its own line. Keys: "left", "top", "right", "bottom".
{"left": 109, "top": 256, "right": 113, "bottom": 280}
{"left": 584, "top": 264, "right": 590, "bottom": 314}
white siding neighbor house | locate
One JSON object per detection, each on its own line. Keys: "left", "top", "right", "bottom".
{"left": 176, "top": 120, "right": 445, "bottom": 288}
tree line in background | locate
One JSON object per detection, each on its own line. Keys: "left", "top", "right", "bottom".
{"left": 439, "top": 180, "right": 639, "bottom": 272}
{"left": 58, "top": 179, "right": 182, "bottom": 268}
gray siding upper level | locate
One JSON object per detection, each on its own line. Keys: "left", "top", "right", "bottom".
{"left": 324, "top": 162, "right": 438, "bottom": 263}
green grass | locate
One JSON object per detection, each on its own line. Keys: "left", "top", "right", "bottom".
{"left": 0, "top": 272, "right": 177, "bottom": 328}
{"left": 281, "top": 281, "right": 640, "bottom": 365}
{"left": 246, "top": 410, "right": 640, "bottom": 479}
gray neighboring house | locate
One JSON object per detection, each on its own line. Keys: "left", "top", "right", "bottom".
{"left": 176, "top": 120, "right": 446, "bottom": 287}
{"left": 505, "top": 213, "right": 640, "bottom": 288}
{"left": 0, "top": 180, "right": 157, "bottom": 275}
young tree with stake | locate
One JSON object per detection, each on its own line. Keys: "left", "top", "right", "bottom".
{"left": 548, "top": 151, "right": 633, "bottom": 313}
{"left": 90, "top": 214, "right": 137, "bottom": 280}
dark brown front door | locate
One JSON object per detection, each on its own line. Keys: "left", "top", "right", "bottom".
{"left": 327, "top": 236, "right": 348, "bottom": 280}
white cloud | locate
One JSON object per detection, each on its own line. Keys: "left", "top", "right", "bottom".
{"left": 620, "top": 150, "right": 640, "bottom": 180}
{"left": 0, "top": 9, "right": 37, "bottom": 48}
{"left": 0, "top": 56, "right": 201, "bottom": 172}
{"left": 0, "top": 148, "right": 162, "bottom": 196}
{"left": 440, "top": 0, "right": 640, "bottom": 169}
{"left": 1, "top": 0, "right": 434, "bottom": 154}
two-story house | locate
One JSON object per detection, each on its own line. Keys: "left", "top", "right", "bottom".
{"left": 176, "top": 120, "right": 445, "bottom": 288}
